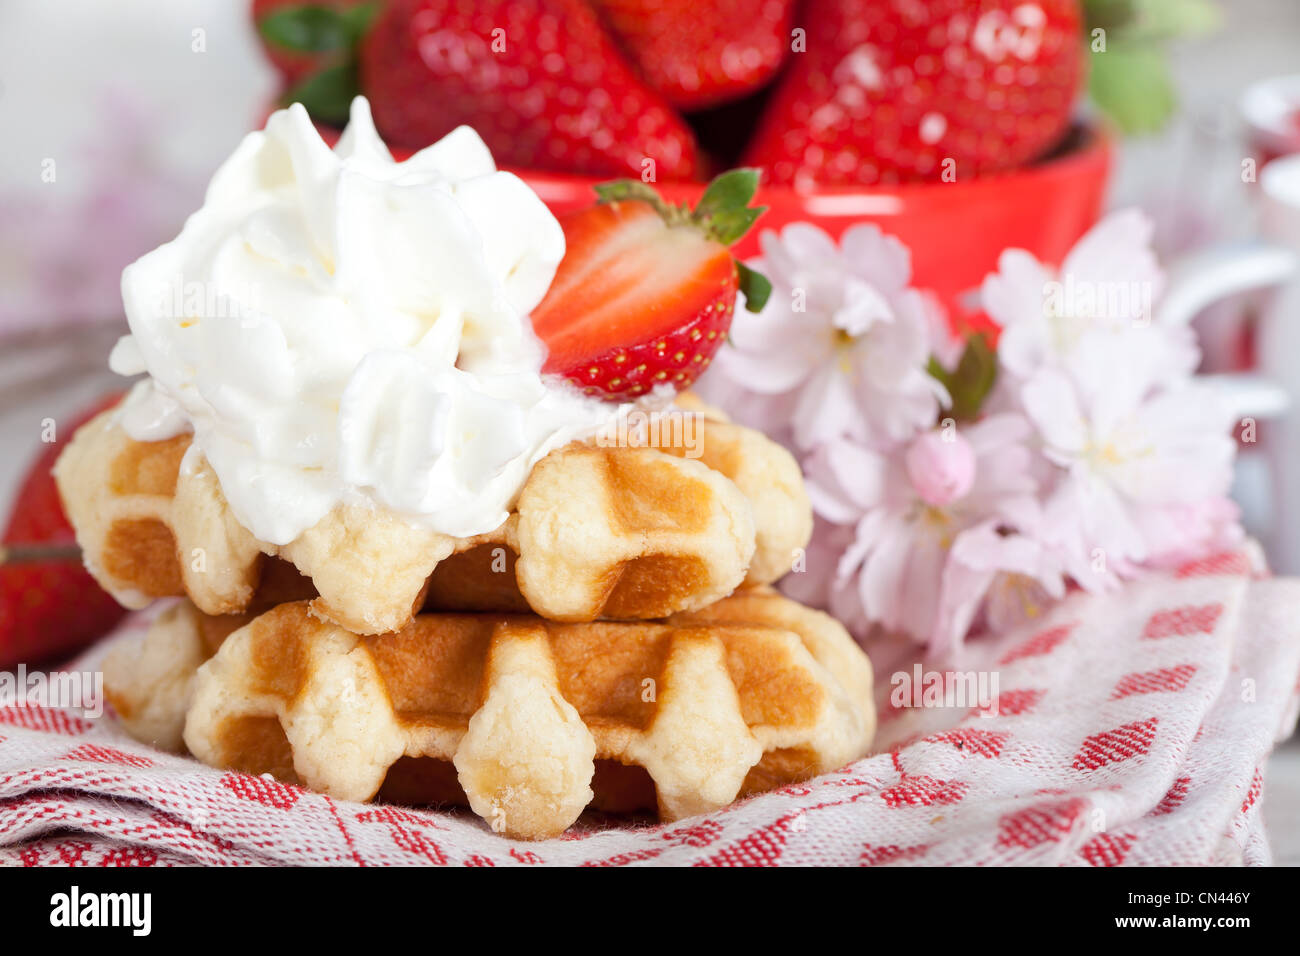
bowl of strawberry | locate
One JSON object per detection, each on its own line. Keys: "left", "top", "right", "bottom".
{"left": 261, "top": 0, "right": 1108, "bottom": 329}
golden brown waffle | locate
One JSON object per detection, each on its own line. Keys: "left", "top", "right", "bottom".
{"left": 106, "top": 589, "right": 874, "bottom": 839}
{"left": 641, "top": 417, "right": 811, "bottom": 587}
{"left": 56, "top": 406, "right": 810, "bottom": 632}
{"left": 101, "top": 559, "right": 315, "bottom": 751}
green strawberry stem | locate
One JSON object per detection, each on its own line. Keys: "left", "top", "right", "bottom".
{"left": 593, "top": 168, "right": 771, "bottom": 312}
{"left": 284, "top": 62, "right": 363, "bottom": 125}
{"left": 259, "top": 3, "right": 377, "bottom": 53}
{"left": 0, "top": 543, "right": 83, "bottom": 565}
{"left": 265, "top": 3, "right": 380, "bottom": 124}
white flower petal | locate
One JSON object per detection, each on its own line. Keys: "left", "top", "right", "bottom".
{"left": 980, "top": 248, "right": 1051, "bottom": 330}
{"left": 1021, "top": 370, "right": 1088, "bottom": 454}
{"left": 840, "top": 223, "right": 913, "bottom": 293}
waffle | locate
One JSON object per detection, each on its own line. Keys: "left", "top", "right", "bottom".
{"left": 56, "top": 406, "right": 810, "bottom": 633}
{"left": 641, "top": 416, "right": 811, "bottom": 587}
{"left": 101, "top": 559, "right": 315, "bottom": 751}
{"left": 103, "top": 589, "right": 873, "bottom": 839}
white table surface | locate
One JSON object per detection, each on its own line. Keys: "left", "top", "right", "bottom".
{"left": 1, "top": 328, "right": 1296, "bottom": 864}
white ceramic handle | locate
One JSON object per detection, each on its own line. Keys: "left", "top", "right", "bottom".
{"left": 1157, "top": 241, "right": 1298, "bottom": 420}
{"left": 1156, "top": 240, "right": 1297, "bottom": 328}
{"left": 1199, "top": 372, "right": 1290, "bottom": 421}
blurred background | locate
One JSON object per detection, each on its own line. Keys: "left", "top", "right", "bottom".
{"left": 1, "top": 0, "right": 1299, "bottom": 858}
{"left": 5, "top": 0, "right": 1300, "bottom": 519}
{"left": 0, "top": 0, "right": 277, "bottom": 453}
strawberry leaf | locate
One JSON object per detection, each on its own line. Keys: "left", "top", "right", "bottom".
{"left": 694, "top": 168, "right": 760, "bottom": 218}
{"left": 593, "top": 169, "right": 766, "bottom": 245}
{"left": 1088, "top": 44, "right": 1176, "bottom": 135}
{"left": 1082, "top": 0, "right": 1138, "bottom": 33}
{"left": 694, "top": 168, "right": 767, "bottom": 246}
{"left": 593, "top": 179, "right": 667, "bottom": 207}
{"left": 259, "top": 5, "right": 354, "bottom": 53}
{"left": 339, "top": 2, "right": 381, "bottom": 41}
{"left": 737, "top": 263, "right": 771, "bottom": 312}
{"left": 927, "top": 334, "right": 996, "bottom": 420}
{"left": 707, "top": 205, "right": 766, "bottom": 247}
{"left": 281, "top": 63, "right": 359, "bottom": 126}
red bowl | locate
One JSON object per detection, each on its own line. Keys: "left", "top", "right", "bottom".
{"left": 516, "top": 128, "right": 1111, "bottom": 335}
{"left": 322, "top": 123, "right": 1111, "bottom": 334}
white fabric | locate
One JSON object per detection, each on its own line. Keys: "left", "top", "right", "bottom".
{"left": 0, "top": 549, "right": 1296, "bottom": 866}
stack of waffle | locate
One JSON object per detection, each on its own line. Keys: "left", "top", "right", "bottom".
{"left": 55, "top": 398, "right": 875, "bottom": 840}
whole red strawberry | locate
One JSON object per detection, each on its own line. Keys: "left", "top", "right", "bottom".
{"left": 1, "top": 394, "right": 126, "bottom": 670}
{"left": 746, "top": 0, "right": 1084, "bottom": 186}
{"left": 359, "top": 0, "right": 702, "bottom": 179}
{"left": 531, "top": 169, "right": 770, "bottom": 401}
{"left": 590, "top": 0, "right": 796, "bottom": 111}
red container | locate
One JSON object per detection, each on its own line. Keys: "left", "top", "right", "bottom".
{"left": 324, "top": 124, "right": 1112, "bottom": 333}
{"left": 516, "top": 128, "right": 1111, "bottom": 332}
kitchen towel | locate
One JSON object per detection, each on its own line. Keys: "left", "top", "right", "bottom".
{"left": 1, "top": 548, "right": 1296, "bottom": 866}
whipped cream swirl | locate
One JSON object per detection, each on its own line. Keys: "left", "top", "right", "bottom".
{"left": 111, "top": 98, "right": 624, "bottom": 544}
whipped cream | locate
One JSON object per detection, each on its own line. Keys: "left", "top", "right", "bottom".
{"left": 112, "top": 98, "right": 626, "bottom": 545}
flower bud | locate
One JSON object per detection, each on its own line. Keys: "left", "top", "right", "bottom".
{"left": 906, "top": 429, "right": 976, "bottom": 507}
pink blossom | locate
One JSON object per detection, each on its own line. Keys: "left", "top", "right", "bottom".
{"left": 700, "top": 223, "right": 948, "bottom": 449}
{"left": 905, "top": 430, "right": 976, "bottom": 506}
{"left": 696, "top": 210, "right": 1244, "bottom": 655}
{"left": 1018, "top": 367, "right": 1238, "bottom": 585}
{"left": 799, "top": 414, "right": 1040, "bottom": 653}
{"left": 935, "top": 519, "right": 1067, "bottom": 659}
{"left": 981, "top": 210, "right": 1198, "bottom": 392}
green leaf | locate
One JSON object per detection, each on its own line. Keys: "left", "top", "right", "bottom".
{"left": 1082, "top": 0, "right": 1139, "bottom": 35}
{"left": 1084, "top": 0, "right": 1218, "bottom": 43}
{"left": 1088, "top": 44, "right": 1176, "bottom": 135}
{"left": 736, "top": 263, "right": 771, "bottom": 312}
{"left": 1122, "top": 0, "right": 1219, "bottom": 42}
{"left": 339, "top": 2, "right": 381, "bottom": 43}
{"left": 592, "top": 168, "right": 766, "bottom": 245}
{"left": 593, "top": 179, "right": 666, "bottom": 207}
{"left": 259, "top": 5, "right": 355, "bottom": 53}
{"left": 694, "top": 168, "right": 760, "bottom": 219}
{"left": 927, "top": 335, "right": 997, "bottom": 420}
{"left": 707, "top": 206, "right": 767, "bottom": 247}
{"left": 694, "top": 168, "right": 766, "bottom": 246}
{"left": 281, "top": 63, "right": 360, "bottom": 126}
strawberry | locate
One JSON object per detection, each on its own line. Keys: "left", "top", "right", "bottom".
{"left": 745, "top": 0, "right": 1084, "bottom": 186}
{"left": 253, "top": 0, "right": 380, "bottom": 112}
{"left": 358, "top": 0, "right": 702, "bottom": 179}
{"left": 531, "top": 169, "right": 770, "bottom": 401}
{"left": 590, "top": 0, "right": 796, "bottom": 111}
{"left": 1, "top": 394, "right": 126, "bottom": 670}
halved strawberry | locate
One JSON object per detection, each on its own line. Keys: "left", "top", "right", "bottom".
{"left": 531, "top": 170, "right": 771, "bottom": 402}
